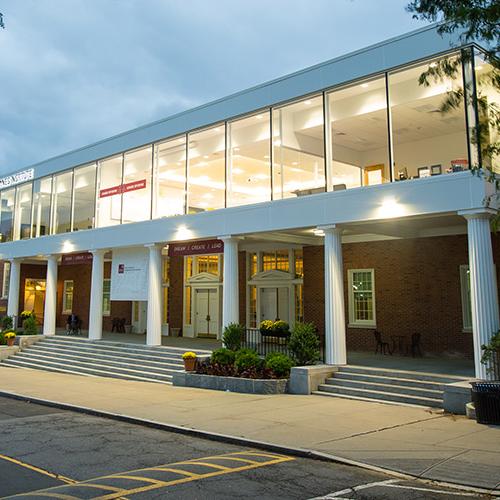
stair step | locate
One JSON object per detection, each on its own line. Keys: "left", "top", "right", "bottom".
{"left": 1, "top": 358, "right": 171, "bottom": 384}
{"left": 316, "top": 383, "right": 443, "bottom": 407}
{"left": 338, "top": 365, "right": 465, "bottom": 384}
{"left": 14, "top": 351, "right": 182, "bottom": 376}
{"left": 333, "top": 371, "right": 446, "bottom": 390}
{"left": 29, "top": 344, "right": 184, "bottom": 367}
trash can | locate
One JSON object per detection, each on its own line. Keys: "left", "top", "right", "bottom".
{"left": 470, "top": 382, "right": 500, "bottom": 425}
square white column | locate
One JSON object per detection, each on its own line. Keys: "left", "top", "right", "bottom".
{"left": 146, "top": 244, "right": 163, "bottom": 346}
{"left": 43, "top": 255, "right": 58, "bottom": 336}
{"left": 218, "top": 236, "right": 240, "bottom": 333}
{"left": 88, "top": 249, "right": 106, "bottom": 341}
{"left": 7, "top": 258, "right": 21, "bottom": 324}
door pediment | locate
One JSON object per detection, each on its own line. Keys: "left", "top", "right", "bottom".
{"left": 188, "top": 272, "right": 221, "bottom": 284}
{"left": 250, "top": 270, "right": 293, "bottom": 282}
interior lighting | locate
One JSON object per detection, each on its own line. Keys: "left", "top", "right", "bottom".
{"left": 377, "top": 197, "right": 406, "bottom": 219}
{"left": 175, "top": 224, "right": 193, "bottom": 241}
{"left": 360, "top": 83, "right": 369, "bottom": 88}
{"left": 429, "top": 62, "right": 438, "bottom": 68}
{"left": 304, "top": 100, "right": 312, "bottom": 105}
{"left": 256, "top": 114, "right": 263, "bottom": 120}
{"left": 62, "top": 240, "right": 75, "bottom": 253}
{"left": 232, "top": 168, "right": 244, "bottom": 174}
{"left": 313, "top": 228, "right": 325, "bottom": 236}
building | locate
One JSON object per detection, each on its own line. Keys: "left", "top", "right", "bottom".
{"left": 0, "top": 24, "right": 498, "bottom": 380}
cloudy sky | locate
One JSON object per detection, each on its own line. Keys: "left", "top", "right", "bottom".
{"left": 0, "top": 0, "right": 428, "bottom": 175}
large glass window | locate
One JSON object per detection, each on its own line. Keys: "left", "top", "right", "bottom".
{"left": 389, "top": 55, "right": 468, "bottom": 180}
{"left": 72, "top": 164, "right": 96, "bottom": 231}
{"left": 328, "top": 77, "right": 389, "bottom": 188}
{"left": 187, "top": 124, "right": 225, "bottom": 212}
{"left": 31, "top": 177, "right": 52, "bottom": 238}
{"left": 475, "top": 51, "right": 500, "bottom": 172}
{"left": 103, "top": 279, "right": 111, "bottom": 316}
{"left": 460, "top": 265, "right": 472, "bottom": 331}
{"left": 272, "top": 95, "right": 325, "bottom": 199}
{"left": 227, "top": 112, "right": 271, "bottom": 207}
{"left": 62, "top": 280, "right": 74, "bottom": 314}
{"left": 52, "top": 171, "right": 73, "bottom": 234}
{"left": 153, "top": 136, "right": 186, "bottom": 218}
{"left": 14, "top": 182, "right": 32, "bottom": 240}
{"left": 122, "top": 146, "right": 152, "bottom": 223}
{"left": 262, "top": 250, "right": 289, "bottom": 272}
{"left": 0, "top": 188, "right": 16, "bottom": 243}
{"left": 96, "top": 155, "right": 123, "bottom": 227}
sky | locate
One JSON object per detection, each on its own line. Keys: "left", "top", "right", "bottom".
{"left": 0, "top": 0, "right": 428, "bottom": 176}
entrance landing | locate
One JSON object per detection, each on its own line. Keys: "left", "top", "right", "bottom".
{"left": 347, "top": 351, "right": 474, "bottom": 377}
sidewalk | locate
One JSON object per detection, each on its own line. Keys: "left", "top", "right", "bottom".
{"left": 1, "top": 366, "right": 499, "bottom": 492}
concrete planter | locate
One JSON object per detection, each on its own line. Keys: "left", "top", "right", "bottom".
{"left": 0, "top": 346, "right": 20, "bottom": 361}
{"left": 172, "top": 372, "right": 288, "bottom": 394}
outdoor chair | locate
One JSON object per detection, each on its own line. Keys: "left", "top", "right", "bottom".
{"left": 66, "top": 315, "right": 82, "bottom": 336}
{"left": 373, "top": 330, "right": 391, "bottom": 355}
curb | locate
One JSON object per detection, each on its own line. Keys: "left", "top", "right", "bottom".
{"left": 0, "top": 389, "right": 498, "bottom": 496}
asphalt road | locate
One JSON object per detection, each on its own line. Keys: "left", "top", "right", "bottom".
{"left": 0, "top": 396, "right": 493, "bottom": 499}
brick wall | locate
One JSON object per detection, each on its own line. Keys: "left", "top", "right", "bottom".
{"left": 303, "top": 234, "right": 500, "bottom": 358}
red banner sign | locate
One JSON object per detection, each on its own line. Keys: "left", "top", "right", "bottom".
{"left": 61, "top": 252, "right": 93, "bottom": 265}
{"left": 168, "top": 239, "right": 224, "bottom": 257}
{"left": 99, "top": 179, "right": 147, "bottom": 198}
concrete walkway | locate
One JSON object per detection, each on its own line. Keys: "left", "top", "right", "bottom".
{"left": 0, "top": 366, "right": 499, "bottom": 492}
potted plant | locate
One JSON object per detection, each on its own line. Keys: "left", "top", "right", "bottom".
{"left": 182, "top": 351, "right": 197, "bottom": 371}
{"left": 3, "top": 331, "right": 16, "bottom": 347}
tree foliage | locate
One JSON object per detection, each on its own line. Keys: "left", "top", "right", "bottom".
{"left": 0, "top": 12, "right": 4, "bottom": 29}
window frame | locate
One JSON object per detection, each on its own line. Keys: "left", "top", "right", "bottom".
{"left": 2, "top": 262, "right": 10, "bottom": 299}
{"left": 460, "top": 264, "right": 473, "bottom": 332}
{"left": 62, "top": 279, "right": 74, "bottom": 314}
{"left": 103, "top": 278, "right": 111, "bottom": 316}
{"left": 348, "top": 268, "right": 376, "bottom": 328}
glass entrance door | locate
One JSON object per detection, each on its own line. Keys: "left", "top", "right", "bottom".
{"left": 195, "top": 288, "right": 218, "bottom": 337}
{"left": 24, "top": 279, "right": 46, "bottom": 323}
{"left": 260, "top": 287, "right": 289, "bottom": 322}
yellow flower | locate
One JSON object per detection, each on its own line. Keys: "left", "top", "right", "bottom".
{"left": 4, "top": 332, "right": 16, "bottom": 339}
{"left": 182, "top": 351, "right": 197, "bottom": 360}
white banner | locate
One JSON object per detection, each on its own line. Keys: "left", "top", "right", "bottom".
{"left": 110, "top": 247, "right": 149, "bottom": 301}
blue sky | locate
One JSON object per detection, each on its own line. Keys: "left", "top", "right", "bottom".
{"left": 0, "top": 0, "right": 428, "bottom": 175}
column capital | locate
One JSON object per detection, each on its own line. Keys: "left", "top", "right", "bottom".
{"left": 458, "top": 208, "right": 497, "bottom": 220}
{"left": 144, "top": 243, "right": 163, "bottom": 251}
{"left": 217, "top": 235, "right": 243, "bottom": 242}
{"left": 42, "top": 254, "right": 59, "bottom": 262}
{"left": 89, "top": 249, "right": 107, "bottom": 257}
{"left": 8, "top": 257, "right": 22, "bottom": 264}
{"left": 317, "top": 224, "right": 343, "bottom": 235}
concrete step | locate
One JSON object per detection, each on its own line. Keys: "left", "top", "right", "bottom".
{"left": 43, "top": 337, "right": 209, "bottom": 359}
{"left": 1, "top": 358, "right": 171, "bottom": 384}
{"left": 338, "top": 365, "right": 464, "bottom": 384}
{"left": 30, "top": 343, "right": 185, "bottom": 368}
{"left": 332, "top": 372, "right": 446, "bottom": 391}
{"left": 323, "top": 378, "right": 443, "bottom": 399}
{"left": 316, "top": 383, "right": 443, "bottom": 407}
{"left": 14, "top": 350, "right": 182, "bottom": 376}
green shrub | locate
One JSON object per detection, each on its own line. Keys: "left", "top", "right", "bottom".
{"left": 288, "top": 322, "right": 320, "bottom": 366}
{"left": 0, "top": 332, "right": 5, "bottom": 345}
{"left": 211, "top": 348, "right": 236, "bottom": 366}
{"left": 265, "top": 352, "right": 294, "bottom": 377}
{"left": 222, "top": 323, "right": 245, "bottom": 351}
{"left": 22, "top": 316, "right": 39, "bottom": 336}
{"left": 272, "top": 320, "right": 290, "bottom": 336}
{"left": 0, "top": 315, "right": 13, "bottom": 331}
{"left": 235, "top": 349, "right": 262, "bottom": 372}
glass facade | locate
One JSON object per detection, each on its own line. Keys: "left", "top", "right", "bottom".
{"left": 0, "top": 51, "right": 492, "bottom": 245}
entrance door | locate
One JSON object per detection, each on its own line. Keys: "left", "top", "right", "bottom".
{"left": 260, "top": 287, "right": 289, "bottom": 322}
{"left": 24, "top": 279, "right": 46, "bottom": 323}
{"left": 132, "top": 301, "right": 147, "bottom": 334}
{"left": 195, "top": 288, "right": 218, "bottom": 337}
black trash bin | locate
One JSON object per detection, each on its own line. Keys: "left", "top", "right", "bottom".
{"left": 470, "top": 382, "right": 500, "bottom": 425}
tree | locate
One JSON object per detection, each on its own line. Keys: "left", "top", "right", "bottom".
{"left": 0, "top": 12, "right": 4, "bottom": 29}
{"left": 407, "top": 1, "right": 500, "bottom": 207}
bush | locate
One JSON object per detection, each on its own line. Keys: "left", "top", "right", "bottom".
{"left": 235, "top": 349, "right": 262, "bottom": 372}
{"left": 288, "top": 322, "right": 320, "bottom": 366}
{"left": 0, "top": 315, "right": 13, "bottom": 331}
{"left": 211, "top": 348, "right": 236, "bottom": 366}
{"left": 265, "top": 352, "right": 294, "bottom": 377}
{"left": 222, "top": 323, "right": 245, "bottom": 351}
{"left": 20, "top": 310, "right": 35, "bottom": 320}
{"left": 22, "top": 316, "right": 39, "bottom": 336}
{"left": 0, "top": 332, "right": 5, "bottom": 345}
{"left": 272, "top": 320, "right": 290, "bottom": 336}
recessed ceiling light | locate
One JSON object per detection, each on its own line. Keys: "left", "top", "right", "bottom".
{"left": 256, "top": 114, "right": 263, "bottom": 120}
{"left": 292, "top": 162, "right": 299, "bottom": 166}
{"left": 232, "top": 168, "right": 244, "bottom": 174}
{"left": 360, "top": 83, "right": 369, "bottom": 88}
{"left": 203, "top": 155, "right": 209, "bottom": 159}
{"left": 263, "top": 155, "right": 270, "bottom": 159}
{"left": 304, "top": 100, "right": 312, "bottom": 105}
{"left": 233, "top": 147, "right": 240, "bottom": 152}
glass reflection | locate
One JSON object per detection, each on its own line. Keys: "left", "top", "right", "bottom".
{"left": 72, "top": 164, "right": 96, "bottom": 231}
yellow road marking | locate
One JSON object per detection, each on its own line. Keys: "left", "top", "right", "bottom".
{"left": 62, "top": 484, "right": 124, "bottom": 492}
{"left": 19, "top": 493, "right": 79, "bottom": 499}
{"left": 11, "top": 451, "right": 294, "bottom": 500}
{"left": 173, "top": 460, "right": 231, "bottom": 471}
{"left": 0, "top": 453, "right": 76, "bottom": 485}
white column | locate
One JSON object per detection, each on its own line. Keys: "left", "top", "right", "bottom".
{"left": 7, "top": 258, "right": 21, "bottom": 324}
{"left": 322, "top": 225, "right": 347, "bottom": 365}
{"left": 88, "top": 249, "right": 105, "bottom": 341}
{"left": 146, "top": 244, "right": 163, "bottom": 346}
{"left": 43, "top": 255, "right": 58, "bottom": 336}
{"left": 219, "top": 236, "right": 240, "bottom": 332}
{"left": 461, "top": 209, "right": 500, "bottom": 379}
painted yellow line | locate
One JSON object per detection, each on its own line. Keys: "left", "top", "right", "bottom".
{"left": 100, "top": 475, "right": 167, "bottom": 486}
{"left": 147, "top": 467, "right": 200, "bottom": 477}
{"left": 61, "top": 483, "right": 124, "bottom": 492}
{"left": 16, "top": 493, "right": 80, "bottom": 499}
{"left": 0, "top": 453, "right": 76, "bottom": 485}
{"left": 173, "top": 460, "right": 232, "bottom": 471}
{"left": 193, "top": 456, "right": 261, "bottom": 465}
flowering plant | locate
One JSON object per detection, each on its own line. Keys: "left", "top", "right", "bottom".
{"left": 3, "top": 331, "right": 16, "bottom": 340}
{"left": 182, "top": 351, "right": 197, "bottom": 360}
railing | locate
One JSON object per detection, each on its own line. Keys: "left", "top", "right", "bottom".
{"left": 242, "top": 328, "right": 294, "bottom": 358}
